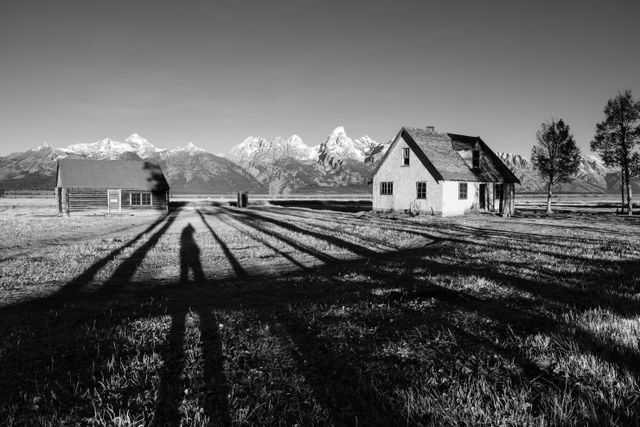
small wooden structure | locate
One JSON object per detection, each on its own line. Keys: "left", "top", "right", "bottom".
{"left": 237, "top": 192, "right": 249, "bottom": 208}
{"left": 55, "top": 159, "right": 170, "bottom": 215}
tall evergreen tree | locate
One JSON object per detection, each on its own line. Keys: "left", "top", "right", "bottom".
{"left": 591, "top": 90, "right": 640, "bottom": 215}
{"left": 531, "top": 118, "right": 581, "bottom": 213}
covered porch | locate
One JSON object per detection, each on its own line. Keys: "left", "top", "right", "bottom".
{"left": 477, "top": 182, "right": 515, "bottom": 216}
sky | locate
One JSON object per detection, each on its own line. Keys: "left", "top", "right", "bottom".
{"left": 1, "top": 0, "right": 639, "bottom": 156}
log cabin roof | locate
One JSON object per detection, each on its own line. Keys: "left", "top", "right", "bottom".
{"left": 373, "top": 126, "right": 520, "bottom": 184}
{"left": 56, "top": 159, "right": 170, "bottom": 190}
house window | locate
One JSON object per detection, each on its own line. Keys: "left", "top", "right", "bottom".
{"left": 472, "top": 149, "right": 480, "bottom": 169}
{"left": 380, "top": 182, "right": 393, "bottom": 195}
{"left": 401, "top": 148, "right": 410, "bottom": 166}
{"left": 495, "top": 184, "right": 504, "bottom": 200}
{"left": 416, "top": 182, "right": 427, "bottom": 199}
{"left": 131, "top": 192, "right": 152, "bottom": 206}
{"left": 458, "top": 183, "right": 468, "bottom": 200}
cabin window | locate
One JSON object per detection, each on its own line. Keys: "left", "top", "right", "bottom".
{"left": 131, "top": 192, "right": 152, "bottom": 206}
{"left": 472, "top": 149, "right": 480, "bottom": 169}
{"left": 495, "top": 184, "right": 504, "bottom": 200}
{"left": 416, "top": 182, "right": 427, "bottom": 199}
{"left": 458, "top": 183, "right": 468, "bottom": 200}
{"left": 380, "top": 182, "right": 393, "bottom": 195}
{"left": 401, "top": 148, "right": 410, "bottom": 166}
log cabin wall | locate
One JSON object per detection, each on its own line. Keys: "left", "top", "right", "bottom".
{"left": 59, "top": 188, "right": 168, "bottom": 214}
{"left": 67, "top": 188, "right": 109, "bottom": 213}
{"left": 121, "top": 190, "right": 167, "bottom": 213}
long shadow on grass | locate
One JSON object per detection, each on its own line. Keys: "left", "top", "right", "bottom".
{"left": 234, "top": 209, "right": 379, "bottom": 259}
{"left": 216, "top": 209, "right": 338, "bottom": 264}
{"left": 265, "top": 207, "right": 640, "bottom": 284}
{"left": 154, "top": 222, "right": 230, "bottom": 425}
{"left": 268, "top": 207, "right": 618, "bottom": 262}
{"left": 2, "top": 207, "right": 640, "bottom": 425}
{"left": 217, "top": 212, "right": 309, "bottom": 270}
{"left": 196, "top": 209, "right": 248, "bottom": 279}
{"left": 1, "top": 213, "right": 173, "bottom": 311}
{"left": 101, "top": 214, "right": 178, "bottom": 293}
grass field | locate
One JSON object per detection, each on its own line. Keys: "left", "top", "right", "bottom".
{"left": 1, "top": 201, "right": 639, "bottom": 425}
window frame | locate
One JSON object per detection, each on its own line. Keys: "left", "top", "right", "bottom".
{"left": 472, "top": 149, "right": 480, "bottom": 169}
{"left": 380, "top": 181, "right": 394, "bottom": 196}
{"left": 401, "top": 147, "right": 410, "bottom": 166}
{"left": 458, "top": 182, "right": 468, "bottom": 200}
{"left": 130, "top": 191, "right": 153, "bottom": 206}
{"left": 416, "top": 181, "right": 427, "bottom": 199}
{"left": 495, "top": 183, "right": 504, "bottom": 200}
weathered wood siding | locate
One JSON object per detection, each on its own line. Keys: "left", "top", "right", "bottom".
{"left": 59, "top": 188, "right": 169, "bottom": 215}
{"left": 67, "top": 188, "right": 108, "bottom": 213}
{"left": 121, "top": 190, "right": 168, "bottom": 213}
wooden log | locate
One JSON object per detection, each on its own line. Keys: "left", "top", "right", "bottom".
{"left": 55, "top": 187, "right": 62, "bottom": 214}
{"left": 502, "top": 183, "right": 515, "bottom": 217}
{"left": 62, "top": 188, "right": 70, "bottom": 216}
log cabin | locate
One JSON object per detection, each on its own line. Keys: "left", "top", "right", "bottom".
{"left": 372, "top": 126, "right": 520, "bottom": 216}
{"left": 55, "top": 159, "right": 170, "bottom": 215}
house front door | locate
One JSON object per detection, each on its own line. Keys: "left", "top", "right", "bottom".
{"left": 479, "top": 184, "right": 486, "bottom": 209}
{"left": 108, "top": 189, "right": 120, "bottom": 213}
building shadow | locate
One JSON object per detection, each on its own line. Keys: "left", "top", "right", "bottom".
{"left": 1, "top": 205, "right": 640, "bottom": 425}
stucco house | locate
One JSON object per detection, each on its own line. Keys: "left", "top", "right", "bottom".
{"left": 372, "top": 126, "right": 519, "bottom": 216}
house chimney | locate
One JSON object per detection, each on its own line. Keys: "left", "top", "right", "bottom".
{"left": 425, "top": 126, "right": 435, "bottom": 132}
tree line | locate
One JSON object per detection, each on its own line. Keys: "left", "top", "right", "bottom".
{"left": 532, "top": 90, "right": 640, "bottom": 215}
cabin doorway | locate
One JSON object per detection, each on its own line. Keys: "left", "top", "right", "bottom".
{"left": 479, "top": 184, "right": 486, "bottom": 210}
{"left": 108, "top": 189, "right": 121, "bottom": 213}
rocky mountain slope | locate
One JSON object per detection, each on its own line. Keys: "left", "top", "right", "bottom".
{"left": 227, "top": 126, "right": 386, "bottom": 193}
{"left": 0, "top": 135, "right": 263, "bottom": 193}
{"left": 5, "top": 128, "right": 635, "bottom": 195}
{"left": 497, "top": 152, "right": 638, "bottom": 193}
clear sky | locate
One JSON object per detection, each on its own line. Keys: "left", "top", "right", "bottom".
{"left": 1, "top": 0, "right": 638, "bottom": 156}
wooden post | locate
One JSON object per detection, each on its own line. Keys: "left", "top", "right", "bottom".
{"left": 502, "top": 183, "right": 515, "bottom": 217}
{"left": 490, "top": 184, "right": 495, "bottom": 212}
{"left": 62, "top": 188, "right": 70, "bottom": 216}
{"left": 484, "top": 184, "right": 490, "bottom": 211}
{"left": 56, "top": 187, "right": 62, "bottom": 214}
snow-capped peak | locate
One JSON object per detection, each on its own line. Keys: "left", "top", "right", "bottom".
{"left": 125, "top": 133, "right": 149, "bottom": 145}
{"left": 34, "top": 142, "right": 53, "bottom": 151}
{"left": 64, "top": 134, "right": 164, "bottom": 159}
{"left": 229, "top": 134, "right": 316, "bottom": 162}
{"left": 171, "top": 142, "right": 206, "bottom": 154}
{"left": 319, "top": 126, "right": 365, "bottom": 163}
{"left": 331, "top": 126, "right": 347, "bottom": 137}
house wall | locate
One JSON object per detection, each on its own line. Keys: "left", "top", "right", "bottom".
{"left": 66, "top": 188, "right": 108, "bottom": 213}
{"left": 441, "top": 181, "right": 479, "bottom": 216}
{"left": 59, "top": 188, "right": 168, "bottom": 215}
{"left": 372, "top": 134, "right": 443, "bottom": 214}
{"left": 121, "top": 190, "right": 168, "bottom": 213}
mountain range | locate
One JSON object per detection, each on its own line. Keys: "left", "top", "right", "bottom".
{"left": 227, "top": 126, "right": 388, "bottom": 194}
{"left": 0, "top": 128, "right": 636, "bottom": 194}
{"left": 0, "top": 134, "right": 263, "bottom": 193}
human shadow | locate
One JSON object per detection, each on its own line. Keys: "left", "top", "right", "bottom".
{"left": 2, "top": 205, "right": 640, "bottom": 425}
{"left": 180, "top": 223, "right": 206, "bottom": 284}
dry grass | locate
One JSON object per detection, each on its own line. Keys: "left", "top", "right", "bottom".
{"left": 1, "top": 201, "right": 639, "bottom": 426}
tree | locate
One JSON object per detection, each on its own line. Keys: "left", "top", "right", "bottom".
{"left": 591, "top": 90, "right": 640, "bottom": 215}
{"left": 531, "top": 118, "right": 581, "bottom": 213}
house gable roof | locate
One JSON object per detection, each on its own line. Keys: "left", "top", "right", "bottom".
{"left": 447, "top": 133, "right": 520, "bottom": 184}
{"left": 57, "top": 159, "right": 170, "bottom": 191}
{"left": 373, "top": 126, "right": 520, "bottom": 184}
